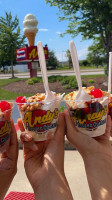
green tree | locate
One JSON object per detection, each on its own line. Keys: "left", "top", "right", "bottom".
{"left": 46, "top": 0, "right": 112, "bottom": 73}
{"left": 66, "top": 49, "right": 72, "bottom": 68}
{"left": 79, "top": 59, "right": 90, "bottom": 67}
{"left": 0, "top": 49, "right": 10, "bottom": 73}
{"left": 46, "top": 49, "right": 59, "bottom": 69}
{"left": 0, "top": 12, "right": 25, "bottom": 77}
{"left": 86, "top": 37, "right": 106, "bottom": 67}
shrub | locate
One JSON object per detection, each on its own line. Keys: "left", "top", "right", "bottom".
{"left": 61, "top": 79, "right": 69, "bottom": 85}
{"left": 88, "top": 79, "right": 95, "bottom": 83}
{"left": 104, "top": 65, "right": 107, "bottom": 75}
{"left": 32, "top": 77, "right": 39, "bottom": 83}
{"left": 38, "top": 77, "right": 43, "bottom": 83}
{"left": 61, "top": 76, "right": 72, "bottom": 85}
{"left": 26, "top": 77, "right": 43, "bottom": 85}
{"left": 69, "top": 80, "right": 78, "bottom": 89}
{"left": 48, "top": 76, "right": 57, "bottom": 83}
{"left": 82, "top": 80, "right": 86, "bottom": 87}
{"left": 26, "top": 79, "right": 34, "bottom": 85}
{"left": 64, "top": 85, "right": 71, "bottom": 89}
{"left": 56, "top": 75, "right": 63, "bottom": 81}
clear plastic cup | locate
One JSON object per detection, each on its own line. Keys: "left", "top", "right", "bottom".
{"left": 17, "top": 98, "right": 61, "bottom": 141}
{"left": 0, "top": 103, "right": 13, "bottom": 153}
{"left": 64, "top": 95, "right": 109, "bottom": 137}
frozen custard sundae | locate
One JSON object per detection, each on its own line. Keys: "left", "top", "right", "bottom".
{"left": 16, "top": 92, "right": 62, "bottom": 141}
{"left": 64, "top": 86, "right": 109, "bottom": 137}
{"left": 23, "top": 14, "right": 38, "bottom": 46}
{"left": 108, "top": 94, "right": 112, "bottom": 118}
{"left": 0, "top": 101, "right": 13, "bottom": 153}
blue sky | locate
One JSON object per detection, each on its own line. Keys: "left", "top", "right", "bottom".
{"left": 0, "top": 0, "right": 93, "bottom": 61}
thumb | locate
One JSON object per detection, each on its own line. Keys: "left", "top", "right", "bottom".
{"left": 64, "top": 110, "right": 89, "bottom": 148}
{"left": 54, "top": 112, "right": 65, "bottom": 144}
{"left": 17, "top": 118, "right": 25, "bottom": 132}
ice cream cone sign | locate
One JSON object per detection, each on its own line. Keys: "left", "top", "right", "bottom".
{"left": 23, "top": 14, "right": 38, "bottom": 46}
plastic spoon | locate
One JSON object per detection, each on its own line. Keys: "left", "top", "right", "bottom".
{"left": 38, "top": 41, "right": 56, "bottom": 102}
{"left": 70, "top": 40, "right": 91, "bottom": 102}
{"left": 108, "top": 52, "right": 112, "bottom": 94}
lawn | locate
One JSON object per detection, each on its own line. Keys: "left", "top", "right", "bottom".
{"left": 0, "top": 78, "right": 33, "bottom": 100}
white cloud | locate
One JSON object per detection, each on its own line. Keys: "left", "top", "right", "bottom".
{"left": 39, "top": 28, "right": 48, "bottom": 32}
{"left": 55, "top": 47, "right": 88, "bottom": 62}
{"left": 55, "top": 51, "right": 67, "bottom": 62}
{"left": 77, "top": 48, "right": 88, "bottom": 60}
{"left": 56, "top": 31, "right": 62, "bottom": 35}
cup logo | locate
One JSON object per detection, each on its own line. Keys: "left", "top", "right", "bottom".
{"left": 0, "top": 121, "right": 11, "bottom": 146}
{"left": 70, "top": 104, "right": 107, "bottom": 131}
{"left": 23, "top": 108, "right": 59, "bottom": 132}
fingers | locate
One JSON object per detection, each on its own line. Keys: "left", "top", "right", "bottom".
{"left": 20, "top": 131, "right": 32, "bottom": 142}
{"left": 20, "top": 132, "right": 38, "bottom": 151}
{"left": 64, "top": 110, "right": 88, "bottom": 147}
{"left": 6, "top": 120, "right": 18, "bottom": 160}
{"left": 17, "top": 118, "right": 36, "bottom": 149}
{"left": 104, "top": 115, "right": 112, "bottom": 139}
{"left": 17, "top": 118, "right": 25, "bottom": 132}
{"left": 54, "top": 112, "right": 65, "bottom": 143}
{"left": 10, "top": 120, "right": 18, "bottom": 147}
{"left": 110, "top": 118, "right": 112, "bottom": 137}
{"left": 18, "top": 118, "right": 48, "bottom": 153}
{"left": 17, "top": 118, "right": 38, "bottom": 151}
{"left": 64, "top": 109, "right": 79, "bottom": 140}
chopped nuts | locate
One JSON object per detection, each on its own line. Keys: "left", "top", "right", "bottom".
{"left": 20, "top": 92, "right": 60, "bottom": 111}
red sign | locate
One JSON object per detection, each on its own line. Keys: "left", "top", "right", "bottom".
{"left": 16, "top": 46, "right": 48, "bottom": 62}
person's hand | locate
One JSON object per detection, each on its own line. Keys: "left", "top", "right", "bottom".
{"left": 64, "top": 110, "right": 112, "bottom": 200}
{"left": 17, "top": 113, "right": 73, "bottom": 200}
{"left": 0, "top": 121, "right": 18, "bottom": 199}
{"left": 64, "top": 110, "right": 112, "bottom": 159}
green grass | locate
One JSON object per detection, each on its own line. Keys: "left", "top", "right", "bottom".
{"left": 80, "top": 66, "right": 103, "bottom": 69}
{"left": 0, "top": 78, "right": 33, "bottom": 100}
{"left": 56, "top": 65, "right": 104, "bottom": 70}
{"left": 81, "top": 74, "right": 106, "bottom": 79}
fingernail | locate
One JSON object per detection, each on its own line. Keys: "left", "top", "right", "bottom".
{"left": 25, "top": 134, "right": 32, "bottom": 141}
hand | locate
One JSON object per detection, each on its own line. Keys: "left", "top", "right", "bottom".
{"left": 64, "top": 110, "right": 112, "bottom": 200}
{"left": 0, "top": 121, "right": 18, "bottom": 199}
{"left": 17, "top": 113, "right": 73, "bottom": 200}
{"left": 64, "top": 110, "right": 112, "bottom": 159}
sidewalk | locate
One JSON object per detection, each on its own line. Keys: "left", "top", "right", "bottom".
{"left": 6, "top": 150, "right": 91, "bottom": 200}
{"left": 6, "top": 128, "right": 112, "bottom": 200}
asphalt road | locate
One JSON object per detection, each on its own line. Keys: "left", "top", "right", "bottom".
{"left": 0, "top": 68, "right": 104, "bottom": 79}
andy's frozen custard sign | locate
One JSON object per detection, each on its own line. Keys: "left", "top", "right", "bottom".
{"left": 23, "top": 108, "right": 59, "bottom": 133}
{"left": 16, "top": 46, "right": 48, "bottom": 62}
